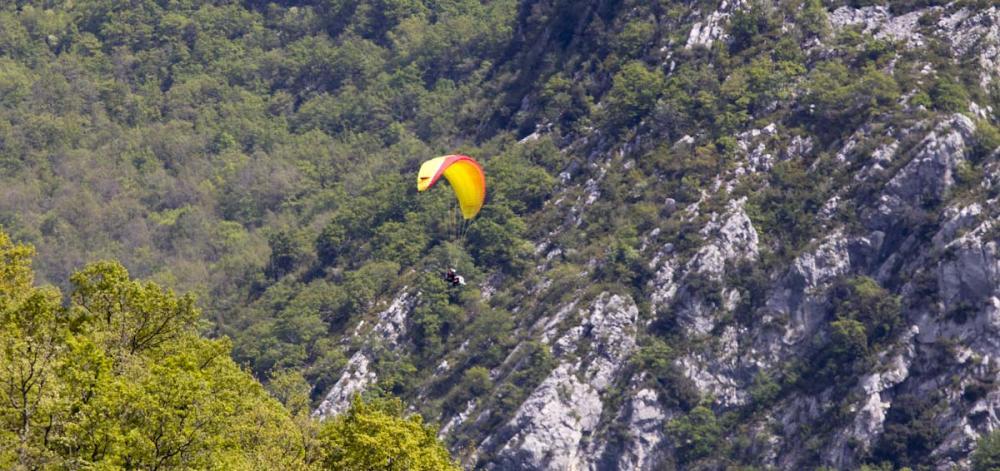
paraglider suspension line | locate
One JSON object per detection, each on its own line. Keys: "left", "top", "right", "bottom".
{"left": 460, "top": 217, "right": 474, "bottom": 241}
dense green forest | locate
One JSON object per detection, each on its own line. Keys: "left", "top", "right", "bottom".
{"left": 2, "top": 0, "right": 1000, "bottom": 468}
{"left": 0, "top": 0, "right": 521, "bottom": 399}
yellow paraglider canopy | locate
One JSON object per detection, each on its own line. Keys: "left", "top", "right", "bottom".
{"left": 417, "top": 155, "right": 486, "bottom": 220}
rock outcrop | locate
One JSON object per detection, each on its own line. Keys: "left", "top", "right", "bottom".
{"left": 486, "top": 293, "right": 639, "bottom": 470}
{"left": 314, "top": 291, "right": 414, "bottom": 418}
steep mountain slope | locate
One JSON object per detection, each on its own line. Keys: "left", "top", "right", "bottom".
{"left": 2, "top": 1, "right": 999, "bottom": 469}
{"left": 316, "top": 1, "right": 1000, "bottom": 469}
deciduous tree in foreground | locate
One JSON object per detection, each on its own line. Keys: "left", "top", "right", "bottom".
{"left": 0, "top": 229, "right": 457, "bottom": 470}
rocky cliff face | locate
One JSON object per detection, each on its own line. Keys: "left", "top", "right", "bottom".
{"left": 315, "top": 291, "right": 415, "bottom": 417}
{"left": 317, "top": 1, "right": 1000, "bottom": 469}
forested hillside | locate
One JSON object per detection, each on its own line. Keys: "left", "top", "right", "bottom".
{"left": 2, "top": 0, "right": 1000, "bottom": 469}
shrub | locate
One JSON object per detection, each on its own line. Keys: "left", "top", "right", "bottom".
{"left": 910, "top": 91, "right": 933, "bottom": 109}
{"left": 466, "top": 204, "right": 529, "bottom": 271}
{"left": 802, "top": 62, "right": 899, "bottom": 132}
{"left": 798, "top": 0, "right": 829, "bottom": 38}
{"left": 668, "top": 405, "right": 722, "bottom": 463}
{"left": 728, "top": 0, "right": 777, "bottom": 52}
{"left": 972, "top": 429, "right": 1000, "bottom": 471}
{"left": 972, "top": 120, "right": 1000, "bottom": 163}
{"left": 461, "top": 366, "right": 493, "bottom": 396}
{"left": 871, "top": 394, "right": 942, "bottom": 467}
{"left": 749, "top": 371, "right": 781, "bottom": 406}
{"left": 931, "top": 77, "right": 969, "bottom": 112}
{"left": 829, "top": 318, "right": 868, "bottom": 362}
{"left": 832, "top": 277, "right": 902, "bottom": 344}
{"left": 372, "top": 220, "right": 429, "bottom": 265}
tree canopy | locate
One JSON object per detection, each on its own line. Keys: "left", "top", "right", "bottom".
{"left": 0, "top": 228, "right": 455, "bottom": 469}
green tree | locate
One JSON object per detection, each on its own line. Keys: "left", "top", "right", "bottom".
{"left": 372, "top": 219, "right": 429, "bottom": 266}
{"left": 802, "top": 62, "right": 899, "bottom": 132}
{"left": 829, "top": 318, "right": 868, "bottom": 361}
{"left": 799, "top": 0, "right": 830, "bottom": 38}
{"left": 318, "top": 395, "right": 459, "bottom": 470}
{"left": 266, "top": 230, "right": 305, "bottom": 280}
{"left": 466, "top": 204, "right": 529, "bottom": 271}
{"left": 728, "top": 0, "right": 777, "bottom": 51}
{"left": 0, "top": 231, "right": 64, "bottom": 467}
{"left": 973, "top": 429, "right": 1000, "bottom": 471}
{"left": 487, "top": 148, "right": 556, "bottom": 214}
{"left": 832, "top": 276, "right": 901, "bottom": 343}
{"left": 0, "top": 231, "right": 309, "bottom": 468}
{"left": 615, "top": 19, "right": 655, "bottom": 58}
{"left": 667, "top": 405, "right": 722, "bottom": 463}
{"left": 316, "top": 221, "right": 348, "bottom": 266}
{"left": 600, "top": 61, "right": 667, "bottom": 133}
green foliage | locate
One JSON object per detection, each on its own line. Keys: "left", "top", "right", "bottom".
{"left": 831, "top": 276, "right": 902, "bottom": 344}
{"left": 802, "top": 62, "right": 900, "bottom": 134}
{"left": 0, "top": 2, "right": 524, "bottom": 396}
{"left": 955, "top": 160, "right": 983, "bottom": 190}
{"left": 746, "top": 159, "right": 826, "bottom": 256}
{"left": 316, "top": 222, "right": 348, "bottom": 266}
{"left": 0, "top": 230, "right": 306, "bottom": 469}
{"left": 910, "top": 90, "right": 933, "bottom": 109}
{"left": 598, "top": 235, "right": 645, "bottom": 287}
{"left": 871, "top": 394, "right": 943, "bottom": 467}
{"left": 444, "top": 366, "right": 494, "bottom": 413}
{"left": 798, "top": 0, "right": 830, "bottom": 38}
{"left": 462, "top": 307, "right": 516, "bottom": 368}
{"left": 719, "top": 56, "right": 804, "bottom": 127}
{"left": 467, "top": 205, "right": 530, "bottom": 271}
{"left": 667, "top": 405, "right": 722, "bottom": 463}
{"left": 461, "top": 366, "right": 494, "bottom": 395}
{"left": 372, "top": 220, "right": 430, "bottom": 266}
{"left": 972, "top": 120, "right": 1000, "bottom": 163}
{"left": 599, "top": 61, "right": 667, "bottom": 133}
{"left": 487, "top": 144, "right": 557, "bottom": 214}
{"left": 972, "top": 429, "right": 1000, "bottom": 471}
{"left": 635, "top": 337, "right": 674, "bottom": 378}
{"left": 862, "top": 38, "right": 896, "bottom": 66}
{"left": 318, "top": 395, "right": 459, "bottom": 470}
{"left": 931, "top": 77, "right": 970, "bottom": 112}
{"left": 538, "top": 73, "right": 592, "bottom": 128}
{"left": 615, "top": 19, "right": 656, "bottom": 58}
{"left": 635, "top": 337, "right": 699, "bottom": 410}
{"left": 728, "top": 0, "right": 779, "bottom": 52}
{"left": 829, "top": 318, "right": 868, "bottom": 361}
{"left": 266, "top": 230, "right": 305, "bottom": 279}
{"left": 267, "top": 369, "right": 314, "bottom": 416}
{"left": 749, "top": 371, "right": 781, "bottom": 405}
{"left": 799, "top": 277, "right": 903, "bottom": 394}
{"left": 411, "top": 272, "right": 464, "bottom": 358}
{"left": 1, "top": 1, "right": 993, "bottom": 467}
{"left": 0, "top": 229, "right": 459, "bottom": 469}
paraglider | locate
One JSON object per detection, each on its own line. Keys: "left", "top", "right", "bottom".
{"left": 417, "top": 154, "right": 485, "bottom": 287}
{"left": 416, "top": 154, "right": 486, "bottom": 220}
